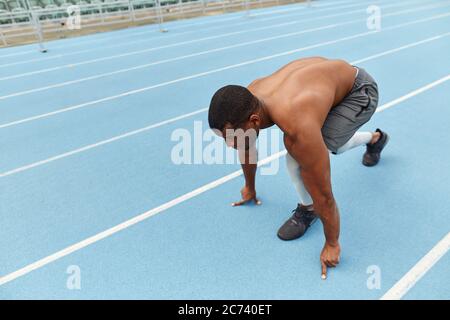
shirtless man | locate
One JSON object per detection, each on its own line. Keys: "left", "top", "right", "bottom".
{"left": 208, "top": 57, "right": 389, "bottom": 278}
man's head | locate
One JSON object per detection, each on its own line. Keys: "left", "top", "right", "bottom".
{"left": 208, "top": 85, "right": 261, "bottom": 150}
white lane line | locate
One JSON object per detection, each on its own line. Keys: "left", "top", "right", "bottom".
{"left": 0, "top": 0, "right": 426, "bottom": 71}
{"left": 0, "top": 0, "right": 440, "bottom": 99}
{"left": 351, "top": 32, "right": 450, "bottom": 65}
{"left": 2, "top": 75, "right": 450, "bottom": 286}
{"left": 0, "top": 108, "right": 208, "bottom": 178}
{"left": 0, "top": 0, "right": 357, "bottom": 59}
{"left": 1, "top": 9, "right": 449, "bottom": 131}
{"left": 377, "top": 74, "right": 450, "bottom": 112}
{"left": 0, "top": 49, "right": 36, "bottom": 59}
{"left": 0, "top": 150, "right": 286, "bottom": 287}
{"left": 381, "top": 231, "right": 450, "bottom": 300}
{"left": 0, "top": 23, "right": 343, "bottom": 98}
{"left": 2, "top": 39, "right": 450, "bottom": 178}
{"left": 0, "top": 19, "right": 341, "bottom": 79}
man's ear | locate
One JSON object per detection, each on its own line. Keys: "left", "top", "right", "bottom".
{"left": 249, "top": 114, "right": 260, "bottom": 126}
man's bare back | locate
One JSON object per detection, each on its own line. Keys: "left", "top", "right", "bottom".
{"left": 247, "top": 57, "right": 357, "bottom": 134}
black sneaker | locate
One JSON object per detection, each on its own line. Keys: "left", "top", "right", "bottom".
{"left": 363, "top": 128, "right": 389, "bottom": 167}
{"left": 277, "top": 204, "right": 318, "bottom": 241}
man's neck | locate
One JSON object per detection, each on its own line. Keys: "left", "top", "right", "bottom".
{"left": 257, "top": 98, "right": 275, "bottom": 129}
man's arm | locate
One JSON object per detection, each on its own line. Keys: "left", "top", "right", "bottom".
{"left": 284, "top": 119, "right": 340, "bottom": 277}
{"left": 240, "top": 147, "right": 257, "bottom": 190}
{"left": 232, "top": 147, "right": 261, "bottom": 206}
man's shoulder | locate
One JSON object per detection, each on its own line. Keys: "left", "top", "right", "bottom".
{"left": 247, "top": 77, "right": 267, "bottom": 90}
{"left": 272, "top": 103, "right": 321, "bottom": 138}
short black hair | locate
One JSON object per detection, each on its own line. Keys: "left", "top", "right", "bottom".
{"left": 208, "top": 85, "right": 259, "bottom": 131}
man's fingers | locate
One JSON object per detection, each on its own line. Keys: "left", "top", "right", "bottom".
{"left": 231, "top": 199, "right": 249, "bottom": 206}
{"left": 321, "top": 262, "right": 327, "bottom": 280}
{"left": 232, "top": 197, "right": 261, "bottom": 207}
{"left": 330, "top": 258, "right": 340, "bottom": 267}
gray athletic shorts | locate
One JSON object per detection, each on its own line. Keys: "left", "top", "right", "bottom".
{"left": 321, "top": 67, "right": 379, "bottom": 154}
